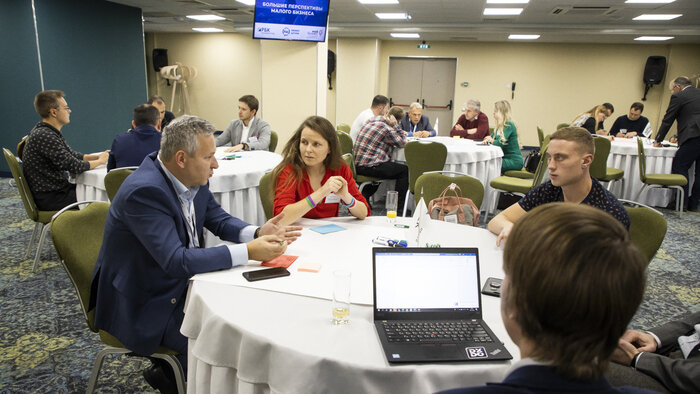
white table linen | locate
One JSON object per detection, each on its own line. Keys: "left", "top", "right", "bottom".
{"left": 392, "top": 137, "right": 504, "bottom": 212}
{"left": 183, "top": 216, "right": 517, "bottom": 394}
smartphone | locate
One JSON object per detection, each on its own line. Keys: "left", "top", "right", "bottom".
{"left": 242, "top": 267, "right": 290, "bottom": 282}
{"left": 481, "top": 277, "right": 503, "bottom": 297}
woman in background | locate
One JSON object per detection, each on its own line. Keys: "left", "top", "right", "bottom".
{"left": 572, "top": 104, "right": 612, "bottom": 135}
{"left": 272, "top": 116, "right": 369, "bottom": 226}
{"left": 483, "top": 100, "right": 523, "bottom": 174}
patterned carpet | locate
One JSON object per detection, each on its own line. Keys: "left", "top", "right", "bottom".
{"left": 0, "top": 179, "right": 698, "bottom": 393}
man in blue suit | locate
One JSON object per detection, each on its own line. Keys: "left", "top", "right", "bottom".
{"left": 438, "top": 203, "right": 652, "bottom": 394}
{"left": 90, "top": 115, "right": 301, "bottom": 392}
{"left": 399, "top": 102, "right": 435, "bottom": 137}
{"left": 107, "top": 104, "right": 162, "bottom": 171}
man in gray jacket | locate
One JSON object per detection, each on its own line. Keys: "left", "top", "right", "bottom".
{"left": 215, "top": 95, "right": 271, "bottom": 152}
{"left": 609, "top": 311, "right": 700, "bottom": 393}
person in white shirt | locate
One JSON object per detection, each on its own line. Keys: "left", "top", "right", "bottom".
{"left": 215, "top": 95, "right": 271, "bottom": 152}
{"left": 349, "top": 95, "right": 389, "bottom": 142}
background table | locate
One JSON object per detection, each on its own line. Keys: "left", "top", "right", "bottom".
{"left": 392, "top": 136, "right": 504, "bottom": 212}
{"left": 183, "top": 216, "right": 517, "bottom": 394}
{"left": 75, "top": 149, "right": 281, "bottom": 226}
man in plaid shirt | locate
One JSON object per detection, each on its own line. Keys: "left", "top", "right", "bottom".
{"left": 354, "top": 106, "right": 409, "bottom": 213}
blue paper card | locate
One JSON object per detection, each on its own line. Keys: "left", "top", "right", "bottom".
{"left": 310, "top": 224, "right": 346, "bottom": 234}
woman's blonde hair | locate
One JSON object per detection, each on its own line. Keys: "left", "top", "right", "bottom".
{"left": 572, "top": 105, "right": 609, "bottom": 132}
{"left": 493, "top": 100, "right": 513, "bottom": 144}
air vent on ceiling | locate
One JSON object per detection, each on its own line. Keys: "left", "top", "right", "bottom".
{"left": 211, "top": 7, "right": 254, "bottom": 16}
{"left": 143, "top": 12, "right": 179, "bottom": 18}
{"left": 450, "top": 37, "right": 478, "bottom": 41}
{"left": 551, "top": 6, "right": 618, "bottom": 16}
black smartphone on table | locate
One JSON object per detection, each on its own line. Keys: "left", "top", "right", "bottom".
{"left": 242, "top": 267, "right": 290, "bottom": 282}
{"left": 481, "top": 277, "right": 503, "bottom": 297}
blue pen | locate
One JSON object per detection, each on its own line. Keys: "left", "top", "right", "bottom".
{"left": 388, "top": 239, "right": 407, "bottom": 248}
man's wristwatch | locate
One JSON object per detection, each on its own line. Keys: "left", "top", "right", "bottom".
{"left": 243, "top": 142, "right": 250, "bottom": 151}
{"left": 254, "top": 227, "right": 260, "bottom": 239}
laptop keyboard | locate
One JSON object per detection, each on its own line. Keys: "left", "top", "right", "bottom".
{"left": 382, "top": 320, "right": 493, "bottom": 343}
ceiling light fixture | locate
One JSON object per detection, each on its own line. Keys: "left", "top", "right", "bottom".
{"left": 186, "top": 15, "right": 226, "bottom": 21}
{"left": 391, "top": 33, "right": 420, "bottom": 38}
{"left": 635, "top": 36, "right": 674, "bottom": 41}
{"left": 375, "top": 12, "right": 410, "bottom": 20}
{"left": 483, "top": 8, "right": 523, "bottom": 16}
{"left": 633, "top": 14, "right": 682, "bottom": 20}
{"left": 359, "top": 0, "right": 399, "bottom": 4}
{"left": 192, "top": 27, "right": 224, "bottom": 33}
{"left": 625, "top": 0, "right": 675, "bottom": 4}
{"left": 236, "top": 0, "right": 256, "bottom": 5}
{"left": 487, "top": 0, "right": 529, "bottom": 4}
{"left": 508, "top": 34, "right": 540, "bottom": 40}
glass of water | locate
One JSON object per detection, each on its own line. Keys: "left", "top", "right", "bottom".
{"left": 386, "top": 190, "right": 398, "bottom": 223}
{"left": 332, "top": 270, "right": 351, "bottom": 325}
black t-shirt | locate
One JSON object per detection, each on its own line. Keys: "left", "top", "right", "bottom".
{"left": 609, "top": 115, "right": 650, "bottom": 137}
{"left": 582, "top": 117, "right": 605, "bottom": 134}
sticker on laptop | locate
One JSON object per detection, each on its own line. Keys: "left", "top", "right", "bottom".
{"left": 465, "top": 346, "right": 488, "bottom": 359}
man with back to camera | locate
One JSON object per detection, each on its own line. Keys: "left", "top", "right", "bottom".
{"left": 215, "top": 94, "right": 271, "bottom": 152}
{"left": 653, "top": 76, "right": 700, "bottom": 212}
{"left": 354, "top": 106, "right": 409, "bottom": 213}
{"left": 610, "top": 102, "right": 653, "bottom": 138}
{"left": 350, "top": 95, "right": 390, "bottom": 143}
{"left": 148, "top": 95, "right": 175, "bottom": 130}
{"left": 107, "top": 104, "right": 162, "bottom": 171}
{"left": 22, "top": 90, "right": 109, "bottom": 211}
{"left": 450, "top": 99, "right": 489, "bottom": 140}
{"left": 488, "top": 127, "right": 630, "bottom": 246}
{"left": 89, "top": 115, "right": 302, "bottom": 393}
{"left": 439, "top": 203, "right": 654, "bottom": 394}
{"left": 400, "top": 102, "right": 435, "bottom": 137}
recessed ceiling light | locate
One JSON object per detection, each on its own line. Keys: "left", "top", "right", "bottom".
{"left": 487, "top": 0, "right": 529, "bottom": 3}
{"left": 635, "top": 36, "right": 674, "bottom": 41}
{"left": 236, "top": 0, "right": 255, "bottom": 5}
{"left": 633, "top": 14, "right": 682, "bottom": 20}
{"left": 192, "top": 27, "right": 224, "bottom": 33}
{"left": 508, "top": 34, "right": 540, "bottom": 40}
{"left": 186, "top": 15, "right": 225, "bottom": 21}
{"left": 626, "top": 0, "right": 675, "bottom": 3}
{"left": 375, "top": 12, "right": 410, "bottom": 20}
{"left": 391, "top": 33, "right": 420, "bottom": 38}
{"left": 359, "top": 0, "right": 399, "bottom": 4}
{"left": 483, "top": 8, "right": 523, "bottom": 16}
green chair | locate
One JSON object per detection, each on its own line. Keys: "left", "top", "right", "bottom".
{"left": 415, "top": 171, "right": 484, "bottom": 210}
{"left": 3, "top": 147, "right": 59, "bottom": 273}
{"left": 104, "top": 167, "right": 136, "bottom": 201}
{"left": 484, "top": 141, "right": 549, "bottom": 222}
{"left": 342, "top": 153, "right": 355, "bottom": 176}
{"left": 269, "top": 130, "right": 278, "bottom": 152}
{"left": 636, "top": 137, "right": 687, "bottom": 216}
{"left": 50, "top": 201, "right": 185, "bottom": 393}
{"left": 590, "top": 137, "right": 625, "bottom": 195}
{"left": 619, "top": 199, "right": 667, "bottom": 265}
{"left": 336, "top": 123, "right": 350, "bottom": 133}
{"left": 17, "top": 135, "right": 28, "bottom": 159}
{"left": 556, "top": 123, "right": 569, "bottom": 130}
{"left": 259, "top": 172, "right": 274, "bottom": 221}
{"left": 403, "top": 140, "right": 448, "bottom": 216}
{"left": 503, "top": 127, "right": 545, "bottom": 180}
{"left": 336, "top": 130, "right": 353, "bottom": 156}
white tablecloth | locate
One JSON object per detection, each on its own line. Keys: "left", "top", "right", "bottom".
{"left": 183, "top": 216, "right": 517, "bottom": 394}
{"left": 75, "top": 149, "right": 282, "bottom": 226}
{"left": 608, "top": 138, "right": 677, "bottom": 206}
{"left": 392, "top": 137, "right": 503, "bottom": 212}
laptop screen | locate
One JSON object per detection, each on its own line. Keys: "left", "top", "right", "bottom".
{"left": 373, "top": 247, "right": 482, "bottom": 320}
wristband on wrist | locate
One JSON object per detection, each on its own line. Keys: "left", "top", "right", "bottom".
{"left": 341, "top": 196, "right": 356, "bottom": 209}
{"left": 630, "top": 352, "right": 642, "bottom": 368}
{"left": 305, "top": 195, "right": 316, "bottom": 208}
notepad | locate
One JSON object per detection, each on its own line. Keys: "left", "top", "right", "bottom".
{"left": 309, "top": 224, "right": 346, "bottom": 234}
{"left": 261, "top": 254, "right": 298, "bottom": 268}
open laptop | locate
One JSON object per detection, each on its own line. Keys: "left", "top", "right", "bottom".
{"left": 372, "top": 247, "right": 512, "bottom": 364}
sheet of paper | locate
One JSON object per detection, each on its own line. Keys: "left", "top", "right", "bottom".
{"left": 310, "top": 224, "right": 346, "bottom": 234}
{"left": 261, "top": 254, "right": 298, "bottom": 268}
{"left": 297, "top": 261, "right": 322, "bottom": 272}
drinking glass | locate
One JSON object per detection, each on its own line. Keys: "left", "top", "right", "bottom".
{"left": 332, "top": 270, "right": 351, "bottom": 325}
{"left": 386, "top": 190, "right": 398, "bottom": 223}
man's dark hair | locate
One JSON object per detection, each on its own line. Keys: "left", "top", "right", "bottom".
{"left": 239, "top": 95, "right": 259, "bottom": 113}
{"left": 602, "top": 102, "right": 614, "bottom": 115}
{"left": 34, "top": 90, "right": 65, "bottom": 118}
{"left": 133, "top": 104, "right": 160, "bottom": 127}
{"left": 630, "top": 102, "right": 644, "bottom": 112}
{"left": 388, "top": 106, "right": 405, "bottom": 123}
{"left": 673, "top": 76, "right": 692, "bottom": 87}
{"left": 371, "top": 95, "right": 389, "bottom": 108}
{"left": 147, "top": 95, "right": 165, "bottom": 105}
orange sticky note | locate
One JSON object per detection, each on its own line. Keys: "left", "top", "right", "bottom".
{"left": 297, "top": 262, "right": 322, "bottom": 272}
{"left": 262, "top": 255, "right": 298, "bottom": 268}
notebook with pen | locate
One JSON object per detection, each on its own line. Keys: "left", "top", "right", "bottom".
{"left": 372, "top": 247, "right": 512, "bottom": 364}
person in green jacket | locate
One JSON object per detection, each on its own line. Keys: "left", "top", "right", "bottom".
{"left": 483, "top": 100, "right": 523, "bottom": 173}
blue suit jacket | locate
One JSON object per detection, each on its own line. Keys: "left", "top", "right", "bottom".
{"left": 107, "top": 124, "right": 162, "bottom": 170}
{"left": 400, "top": 113, "right": 435, "bottom": 136}
{"left": 437, "top": 365, "right": 656, "bottom": 394}
{"left": 89, "top": 151, "right": 249, "bottom": 355}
